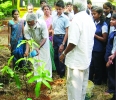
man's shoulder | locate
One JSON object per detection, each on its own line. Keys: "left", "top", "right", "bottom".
{"left": 36, "top": 19, "right": 46, "bottom": 27}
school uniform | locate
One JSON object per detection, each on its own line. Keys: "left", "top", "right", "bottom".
{"left": 52, "top": 13, "right": 70, "bottom": 77}
{"left": 105, "top": 30, "right": 116, "bottom": 94}
{"left": 102, "top": 13, "right": 112, "bottom": 83}
{"left": 89, "top": 21, "right": 108, "bottom": 85}
{"left": 105, "top": 13, "right": 112, "bottom": 34}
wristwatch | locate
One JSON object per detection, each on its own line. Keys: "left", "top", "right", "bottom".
{"left": 62, "top": 51, "right": 66, "bottom": 56}
{"left": 62, "top": 42, "right": 65, "bottom": 46}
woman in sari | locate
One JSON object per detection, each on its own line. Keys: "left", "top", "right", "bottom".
{"left": 41, "top": 5, "right": 56, "bottom": 71}
{"left": 8, "top": 9, "right": 25, "bottom": 68}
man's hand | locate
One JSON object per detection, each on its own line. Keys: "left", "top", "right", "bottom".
{"left": 59, "top": 52, "right": 65, "bottom": 63}
{"left": 34, "top": 48, "right": 40, "bottom": 56}
{"left": 24, "top": 51, "right": 29, "bottom": 57}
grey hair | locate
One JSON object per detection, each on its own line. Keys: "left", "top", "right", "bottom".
{"left": 73, "top": 3, "right": 86, "bottom": 12}
{"left": 73, "top": 0, "right": 87, "bottom": 10}
{"left": 26, "top": 13, "right": 37, "bottom": 21}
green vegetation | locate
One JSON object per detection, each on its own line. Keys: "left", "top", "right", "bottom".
{"left": 0, "top": 39, "right": 53, "bottom": 99}
{"left": 0, "top": 1, "right": 16, "bottom": 20}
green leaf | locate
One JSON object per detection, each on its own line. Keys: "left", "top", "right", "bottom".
{"left": 43, "top": 77, "right": 53, "bottom": 82}
{"left": 35, "top": 82, "right": 41, "bottom": 97}
{"left": 26, "top": 72, "right": 33, "bottom": 77}
{"left": 0, "top": 66, "right": 8, "bottom": 75}
{"left": 14, "top": 73, "right": 21, "bottom": 89}
{"left": 42, "top": 80, "right": 51, "bottom": 89}
{"left": 0, "top": 83, "right": 3, "bottom": 88}
{"left": 7, "top": 67, "right": 14, "bottom": 77}
{"left": 0, "top": 12, "right": 4, "bottom": 15}
{"left": 28, "top": 58, "right": 35, "bottom": 64}
{"left": 27, "top": 98, "right": 32, "bottom": 100}
{"left": 8, "top": 55, "right": 14, "bottom": 66}
{"left": 33, "top": 41, "right": 40, "bottom": 48}
{"left": 15, "top": 58, "right": 26, "bottom": 64}
{"left": 28, "top": 76, "right": 41, "bottom": 83}
{"left": 17, "top": 40, "right": 27, "bottom": 47}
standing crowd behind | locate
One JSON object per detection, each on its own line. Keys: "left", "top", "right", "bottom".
{"left": 8, "top": 0, "right": 116, "bottom": 100}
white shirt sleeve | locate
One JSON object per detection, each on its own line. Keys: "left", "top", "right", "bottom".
{"left": 111, "top": 36, "right": 116, "bottom": 54}
{"left": 24, "top": 25, "right": 31, "bottom": 40}
{"left": 68, "top": 19, "right": 80, "bottom": 45}
{"left": 102, "top": 24, "right": 108, "bottom": 34}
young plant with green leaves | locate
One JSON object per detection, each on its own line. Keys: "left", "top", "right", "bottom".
{"left": 0, "top": 39, "right": 53, "bottom": 98}
{"left": 17, "top": 39, "right": 53, "bottom": 97}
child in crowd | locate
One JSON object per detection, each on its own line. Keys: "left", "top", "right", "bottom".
{"left": 65, "top": 2, "right": 74, "bottom": 21}
{"left": 89, "top": 7, "right": 108, "bottom": 85}
{"left": 36, "top": 0, "right": 46, "bottom": 19}
{"left": 102, "top": 1, "right": 113, "bottom": 84}
{"left": 103, "top": 2, "right": 113, "bottom": 34}
{"left": 50, "top": 0, "right": 70, "bottom": 78}
{"left": 105, "top": 13, "right": 116, "bottom": 100}
{"left": 22, "top": 3, "right": 34, "bottom": 20}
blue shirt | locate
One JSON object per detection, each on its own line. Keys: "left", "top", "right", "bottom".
{"left": 93, "top": 22, "right": 108, "bottom": 52}
{"left": 52, "top": 13, "right": 69, "bottom": 35}
{"left": 105, "top": 30, "right": 116, "bottom": 62}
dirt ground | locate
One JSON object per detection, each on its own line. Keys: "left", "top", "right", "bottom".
{"left": 0, "top": 24, "right": 68, "bottom": 100}
{"left": 0, "top": 21, "right": 113, "bottom": 100}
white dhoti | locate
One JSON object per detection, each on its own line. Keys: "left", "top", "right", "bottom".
{"left": 67, "top": 67, "right": 89, "bottom": 100}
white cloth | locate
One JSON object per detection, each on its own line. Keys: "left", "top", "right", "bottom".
{"left": 109, "top": 26, "right": 115, "bottom": 34}
{"left": 52, "top": 10, "right": 57, "bottom": 17}
{"left": 67, "top": 67, "right": 89, "bottom": 100}
{"left": 65, "top": 11, "right": 96, "bottom": 70}
{"left": 36, "top": 8, "right": 44, "bottom": 19}
{"left": 112, "top": 36, "right": 116, "bottom": 54}
{"left": 24, "top": 19, "right": 52, "bottom": 77}
{"left": 68, "top": 10, "right": 74, "bottom": 21}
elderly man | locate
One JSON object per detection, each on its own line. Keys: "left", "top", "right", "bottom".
{"left": 59, "top": 0, "right": 96, "bottom": 100}
{"left": 24, "top": 13, "right": 52, "bottom": 77}
{"left": 22, "top": 3, "right": 34, "bottom": 20}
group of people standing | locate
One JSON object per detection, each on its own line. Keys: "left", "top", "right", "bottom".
{"left": 7, "top": 0, "right": 116, "bottom": 100}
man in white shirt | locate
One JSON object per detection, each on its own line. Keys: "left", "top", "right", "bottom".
{"left": 24, "top": 13, "right": 52, "bottom": 77}
{"left": 22, "top": 3, "right": 34, "bottom": 20}
{"left": 59, "top": 0, "right": 96, "bottom": 100}
{"left": 36, "top": 0, "right": 46, "bottom": 19}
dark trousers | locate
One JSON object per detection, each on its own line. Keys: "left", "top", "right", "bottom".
{"left": 102, "top": 50, "right": 108, "bottom": 84}
{"left": 53, "top": 35, "right": 65, "bottom": 76}
{"left": 107, "top": 58, "right": 115, "bottom": 93}
{"left": 89, "top": 51, "right": 104, "bottom": 85}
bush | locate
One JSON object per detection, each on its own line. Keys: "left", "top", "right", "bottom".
{"left": 0, "top": 1, "right": 16, "bottom": 19}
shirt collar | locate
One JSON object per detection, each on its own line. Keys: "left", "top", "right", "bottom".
{"left": 95, "top": 21, "right": 100, "bottom": 25}
{"left": 106, "top": 13, "right": 111, "bottom": 18}
{"left": 57, "top": 13, "right": 65, "bottom": 17}
{"left": 27, "top": 21, "right": 40, "bottom": 30}
{"left": 114, "top": 29, "right": 116, "bottom": 31}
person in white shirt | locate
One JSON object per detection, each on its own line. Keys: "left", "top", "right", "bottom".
{"left": 22, "top": 3, "right": 34, "bottom": 20}
{"left": 24, "top": 13, "right": 52, "bottom": 78}
{"left": 59, "top": 0, "right": 96, "bottom": 100}
{"left": 36, "top": 0, "right": 46, "bottom": 19}
{"left": 65, "top": 2, "right": 74, "bottom": 21}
